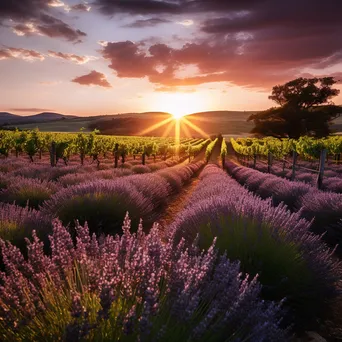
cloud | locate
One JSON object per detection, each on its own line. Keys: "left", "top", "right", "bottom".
{"left": 94, "top": 0, "right": 182, "bottom": 15}
{"left": 176, "top": 19, "right": 194, "bottom": 26}
{"left": 48, "top": 50, "right": 96, "bottom": 64}
{"left": 95, "top": 0, "right": 342, "bottom": 90}
{"left": 71, "top": 3, "right": 92, "bottom": 12}
{"left": 72, "top": 70, "right": 111, "bottom": 88}
{"left": 47, "top": 0, "right": 65, "bottom": 8}
{"left": 0, "top": 0, "right": 87, "bottom": 42}
{"left": 98, "top": 40, "right": 108, "bottom": 47}
{"left": 0, "top": 47, "right": 45, "bottom": 62}
{"left": 155, "top": 86, "right": 196, "bottom": 93}
{"left": 8, "top": 108, "right": 55, "bottom": 112}
{"left": 123, "top": 18, "right": 171, "bottom": 28}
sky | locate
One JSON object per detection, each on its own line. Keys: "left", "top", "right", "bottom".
{"left": 0, "top": 0, "right": 341, "bottom": 116}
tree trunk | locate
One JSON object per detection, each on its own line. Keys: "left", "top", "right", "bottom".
{"left": 50, "top": 142, "right": 56, "bottom": 167}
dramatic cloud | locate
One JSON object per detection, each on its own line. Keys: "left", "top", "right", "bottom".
{"left": 8, "top": 108, "right": 55, "bottom": 112}
{"left": 0, "top": 47, "right": 45, "bottom": 62}
{"left": 72, "top": 70, "right": 111, "bottom": 88}
{"left": 47, "top": 0, "right": 65, "bottom": 8}
{"left": 0, "top": 0, "right": 87, "bottom": 42}
{"left": 71, "top": 3, "right": 92, "bottom": 12}
{"left": 123, "top": 18, "right": 171, "bottom": 28}
{"left": 48, "top": 51, "right": 96, "bottom": 64}
{"left": 177, "top": 19, "right": 194, "bottom": 26}
{"left": 100, "top": 40, "right": 292, "bottom": 88}
{"left": 96, "top": 0, "right": 342, "bottom": 89}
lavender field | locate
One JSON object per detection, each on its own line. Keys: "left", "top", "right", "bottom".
{"left": 0, "top": 133, "right": 342, "bottom": 342}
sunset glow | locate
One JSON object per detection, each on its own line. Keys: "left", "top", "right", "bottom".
{"left": 0, "top": 0, "right": 341, "bottom": 115}
{"left": 157, "top": 93, "right": 208, "bottom": 120}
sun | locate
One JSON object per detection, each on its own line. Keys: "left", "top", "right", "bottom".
{"left": 153, "top": 92, "right": 209, "bottom": 120}
{"left": 172, "top": 111, "right": 187, "bottom": 120}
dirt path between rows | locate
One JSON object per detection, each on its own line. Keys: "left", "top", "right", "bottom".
{"left": 155, "top": 141, "right": 220, "bottom": 230}
{"left": 156, "top": 176, "right": 201, "bottom": 230}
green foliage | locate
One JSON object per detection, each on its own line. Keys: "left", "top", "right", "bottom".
{"left": 231, "top": 136, "right": 342, "bottom": 160}
{"left": 205, "top": 138, "right": 218, "bottom": 162}
{"left": 249, "top": 77, "right": 342, "bottom": 138}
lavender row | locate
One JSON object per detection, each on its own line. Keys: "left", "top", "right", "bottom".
{"left": 0, "top": 215, "right": 286, "bottom": 341}
{"left": 226, "top": 161, "right": 342, "bottom": 254}
{"left": 168, "top": 164, "right": 341, "bottom": 331}
{"left": 0, "top": 161, "right": 203, "bottom": 247}
{"left": 246, "top": 159, "right": 342, "bottom": 193}
{"left": 2, "top": 157, "right": 178, "bottom": 182}
{"left": 0, "top": 159, "right": 180, "bottom": 210}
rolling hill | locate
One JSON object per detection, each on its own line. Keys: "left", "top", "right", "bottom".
{"left": 2, "top": 110, "right": 342, "bottom": 137}
{"left": 0, "top": 112, "right": 77, "bottom": 126}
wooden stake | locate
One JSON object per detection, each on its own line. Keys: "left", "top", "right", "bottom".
{"left": 317, "top": 149, "right": 327, "bottom": 190}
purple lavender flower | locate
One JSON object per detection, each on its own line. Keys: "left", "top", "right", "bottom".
{"left": 0, "top": 216, "right": 287, "bottom": 341}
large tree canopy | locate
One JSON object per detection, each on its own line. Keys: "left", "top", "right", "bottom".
{"left": 248, "top": 77, "right": 342, "bottom": 138}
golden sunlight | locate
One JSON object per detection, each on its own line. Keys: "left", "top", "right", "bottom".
{"left": 155, "top": 92, "right": 208, "bottom": 119}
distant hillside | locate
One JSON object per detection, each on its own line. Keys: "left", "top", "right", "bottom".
{"left": 3, "top": 110, "right": 342, "bottom": 137}
{"left": 89, "top": 111, "right": 256, "bottom": 137}
{"left": 0, "top": 112, "right": 77, "bottom": 126}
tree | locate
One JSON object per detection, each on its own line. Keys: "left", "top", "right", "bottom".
{"left": 248, "top": 77, "right": 342, "bottom": 138}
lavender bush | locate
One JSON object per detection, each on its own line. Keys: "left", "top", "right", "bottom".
{"left": 226, "top": 161, "right": 342, "bottom": 252}
{"left": 131, "top": 165, "right": 151, "bottom": 174}
{"left": 0, "top": 203, "right": 50, "bottom": 250}
{"left": 0, "top": 177, "right": 58, "bottom": 209}
{"left": 42, "top": 180, "right": 153, "bottom": 235}
{"left": 170, "top": 165, "right": 341, "bottom": 330}
{"left": 0, "top": 216, "right": 287, "bottom": 341}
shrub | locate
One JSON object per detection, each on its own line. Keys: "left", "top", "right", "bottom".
{"left": 0, "top": 172, "right": 12, "bottom": 191}
{"left": 0, "top": 177, "right": 58, "bottom": 209}
{"left": 126, "top": 174, "right": 171, "bottom": 209}
{"left": 157, "top": 169, "right": 183, "bottom": 192}
{"left": 147, "top": 163, "right": 163, "bottom": 171}
{"left": 0, "top": 203, "right": 50, "bottom": 251}
{"left": 170, "top": 165, "right": 341, "bottom": 331}
{"left": 0, "top": 217, "right": 287, "bottom": 341}
{"left": 41, "top": 180, "right": 153, "bottom": 235}
{"left": 131, "top": 165, "right": 151, "bottom": 174}
{"left": 118, "top": 162, "right": 132, "bottom": 169}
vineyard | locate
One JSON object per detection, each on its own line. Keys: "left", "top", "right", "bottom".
{"left": 0, "top": 130, "right": 342, "bottom": 341}
{"left": 231, "top": 136, "right": 342, "bottom": 190}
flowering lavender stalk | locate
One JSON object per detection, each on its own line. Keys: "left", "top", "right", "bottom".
{"left": 0, "top": 176, "right": 58, "bottom": 209}
{"left": 0, "top": 203, "right": 50, "bottom": 249}
{"left": 226, "top": 160, "right": 342, "bottom": 254}
{"left": 169, "top": 164, "right": 341, "bottom": 331}
{"left": 0, "top": 215, "right": 287, "bottom": 341}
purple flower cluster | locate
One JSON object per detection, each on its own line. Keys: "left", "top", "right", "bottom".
{"left": 0, "top": 176, "right": 58, "bottom": 209}
{"left": 0, "top": 203, "right": 50, "bottom": 248}
{"left": 169, "top": 164, "right": 341, "bottom": 330}
{"left": 226, "top": 161, "right": 342, "bottom": 254}
{"left": 42, "top": 161, "right": 204, "bottom": 235}
{"left": 0, "top": 216, "right": 287, "bottom": 341}
{"left": 246, "top": 159, "right": 342, "bottom": 193}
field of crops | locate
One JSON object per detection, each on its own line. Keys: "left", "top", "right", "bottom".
{"left": 0, "top": 130, "right": 342, "bottom": 341}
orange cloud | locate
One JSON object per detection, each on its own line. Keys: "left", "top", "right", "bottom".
{"left": 0, "top": 47, "right": 45, "bottom": 62}
{"left": 48, "top": 51, "right": 96, "bottom": 64}
{"left": 72, "top": 70, "right": 112, "bottom": 88}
